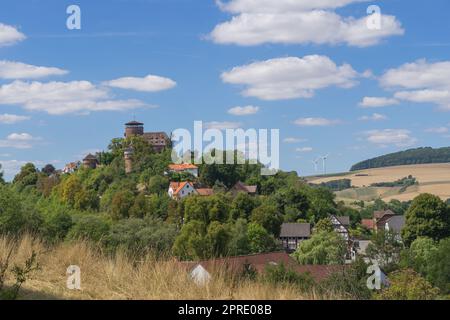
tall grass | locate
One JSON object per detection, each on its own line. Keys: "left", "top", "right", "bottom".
{"left": 0, "top": 234, "right": 342, "bottom": 300}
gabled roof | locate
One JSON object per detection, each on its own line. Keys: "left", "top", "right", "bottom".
{"left": 168, "top": 163, "right": 198, "bottom": 171}
{"left": 169, "top": 181, "right": 195, "bottom": 195}
{"left": 280, "top": 223, "right": 311, "bottom": 238}
{"left": 335, "top": 216, "right": 350, "bottom": 226}
{"left": 374, "top": 209, "right": 395, "bottom": 220}
{"left": 232, "top": 181, "right": 257, "bottom": 194}
{"left": 385, "top": 215, "right": 405, "bottom": 233}
{"left": 196, "top": 188, "right": 214, "bottom": 196}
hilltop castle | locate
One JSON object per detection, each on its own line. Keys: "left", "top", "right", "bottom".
{"left": 124, "top": 120, "right": 169, "bottom": 173}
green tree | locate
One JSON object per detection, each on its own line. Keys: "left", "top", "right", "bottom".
{"left": 66, "top": 215, "right": 111, "bottom": 242}
{"left": 293, "top": 231, "right": 347, "bottom": 265}
{"left": 250, "top": 204, "right": 283, "bottom": 236}
{"left": 229, "top": 192, "right": 259, "bottom": 220}
{"left": 366, "top": 230, "right": 403, "bottom": 272}
{"left": 172, "top": 220, "right": 207, "bottom": 260}
{"left": 147, "top": 175, "right": 168, "bottom": 195}
{"left": 0, "top": 185, "right": 26, "bottom": 234}
{"left": 206, "top": 221, "right": 230, "bottom": 257}
{"left": 110, "top": 190, "right": 135, "bottom": 220}
{"left": 427, "top": 238, "right": 450, "bottom": 294}
{"left": 247, "top": 223, "right": 277, "bottom": 254}
{"left": 314, "top": 218, "right": 334, "bottom": 233}
{"left": 13, "top": 163, "right": 39, "bottom": 190}
{"left": 375, "top": 269, "right": 439, "bottom": 300}
{"left": 402, "top": 193, "right": 450, "bottom": 245}
{"left": 228, "top": 219, "right": 250, "bottom": 256}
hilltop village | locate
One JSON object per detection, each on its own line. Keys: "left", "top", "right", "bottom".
{"left": 1, "top": 119, "right": 448, "bottom": 299}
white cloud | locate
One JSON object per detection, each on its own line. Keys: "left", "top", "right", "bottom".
{"left": 0, "top": 60, "right": 68, "bottom": 79}
{"left": 0, "top": 80, "right": 152, "bottom": 115}
{"left": 283, "top": 137, "right": 307, "bottom": 143}
{"left": 0, "top": 113, "right": 30, "bottom": 124}
{"left": 0, "top": 132, "right": 41, "bottom": 149}
{"left": 104, "top": 74, "right": 176, "bottom": 92}
{"left": 204, "top": 121, "right": 243, "bottom": 130}
{"left": 358, "top": 113, "right": 387, "bottom": 121}
{"left": 364, "top": 129, "right": 417, "bottom": 147}
{"left": 222, "top": 55, "right": 359, "bottom": 100}
{"left": 425, "top": 127, "right": 448, "bottom": 134}
{"left": 359, "top": 97, "right": 400, "bottom": 108}
{"left": 294, "top": 117, "right": 341, "bottom": 127}
{"left": 210, "top": 0, "right": 403, "bottom": 47}
{"left": 228, "top": 105, "right": 259, "bottom": 116}
{"left": 379, "top": 59, "right": 450, "bottom": 111}
{"left": 296, "top": 147, "right": 313, "bottom": 153}
{"left": 0, "top": 23, "right": 26, "bottom": 47}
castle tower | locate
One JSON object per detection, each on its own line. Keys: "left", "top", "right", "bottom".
{"left": 82, "top": 154, "right": 99, "bottom": 169}
{"left": 124, "top": 120, "right": 144, "bottom": 138}
{"left": 124, "top": 146, "right": 134, "bottom": 174}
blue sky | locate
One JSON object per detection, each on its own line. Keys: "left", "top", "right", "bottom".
{"left": 0, "top": 0, "right": 450, "bottom": 180}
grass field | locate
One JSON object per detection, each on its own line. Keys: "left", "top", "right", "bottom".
{"left": 0, "top": 235, "right": 338, "bottom": 300}
{"left": 306, "top": 163, "right": 450, "bottom": 202}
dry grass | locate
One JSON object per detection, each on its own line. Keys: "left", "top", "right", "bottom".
{"left": 308, "top": 163, "right": 450, "bottom": 201}
{"left": 0, "top": 235, "right": 337, "bottom": 300}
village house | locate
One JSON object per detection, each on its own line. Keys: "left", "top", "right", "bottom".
{"left": 181, "top": 252, "right": 348, "bottom": 286}
{"left": 330, "top": 215, "right": 350, "bottom": 241}
{"left": 230, "top": 181, "right": 258, "bottom": 196}
{"left": 62, "top": 161, "right": 81, "bottom": 174}
{"left": 168, "top": 181, "right": 197, "bottom": 200}
{"left": 168, "top": 163, "right": 199, "bottom": 177}
{"left": 279, "top": 223, "right": 311, "bottom": 252}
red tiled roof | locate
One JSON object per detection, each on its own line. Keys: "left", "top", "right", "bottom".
{"left": 169, "top": 181, "right": 194, "bottom": 195}
{"left": 232, "top": 181, "right": 257, "bottom": 194}
{"left": 180, "top": 252, "right": 347, "bottom": 282}
{"left": 362, "top": 219, "right": 374, "bottom": 230}
{"left": 196, "top": 188, "right": 214, "bottom": 196}
{"left": 168, "top": 163, "right": 198, "bottom": 171}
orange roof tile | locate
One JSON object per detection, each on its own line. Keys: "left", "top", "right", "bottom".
{"left": 168, "top": 163, "right": 198, "bottom": 171}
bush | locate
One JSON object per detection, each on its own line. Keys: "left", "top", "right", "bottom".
{"left": 66, "top": 215, "right": 111, "bottom": 242}
{"left": 375, "top": 269, "right": 440, "bottom": 300}
{"left": 264, "top": 263, "right": 314, "bottom": 291}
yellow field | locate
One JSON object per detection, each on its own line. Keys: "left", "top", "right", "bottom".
{"left": 307, "top": 163, "right": 450, "bottom": 201}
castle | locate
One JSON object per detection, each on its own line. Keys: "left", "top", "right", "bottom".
{"left": 123, "top": 120, "right": 169, "bottom": 173}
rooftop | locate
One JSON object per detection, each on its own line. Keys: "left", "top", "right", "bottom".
{"left": 280, "top": 223, "right": 311, "bottom": 238}
{"left": 125, "top": 120, "right": 144, "bottom": 126}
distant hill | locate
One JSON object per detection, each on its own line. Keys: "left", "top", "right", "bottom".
{"left": 350, "top": 147, "right": 450, "bottom": 171}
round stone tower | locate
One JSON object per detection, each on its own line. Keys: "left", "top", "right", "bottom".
{"left": 124, "top": 120, "right": 144, "bottom": 138}
{"left": 124, "top": 146, "right": 134, "bottom": 174}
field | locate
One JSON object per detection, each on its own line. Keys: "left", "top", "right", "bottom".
{"left": 0, "top": 235, "right": 338, "bottom": 300}
{"left": 306, "top": 163, "right": 450, "bottom": 202}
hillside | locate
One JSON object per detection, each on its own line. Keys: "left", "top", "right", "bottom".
{"left": 307, "top": 163, "right": 450, "bottom": 202}
{"left": 1, "top": 235, "right": 335, "bottom": 300}
{"left": 350, "top": 147, "right": 450, "bottom": 171}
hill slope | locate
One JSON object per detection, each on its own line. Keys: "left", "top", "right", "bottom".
{"left": 350, "top": 147, "right": 450, "bottom": 171}
{"left": 307, "top": 163, "right": 450, "bottom": 202}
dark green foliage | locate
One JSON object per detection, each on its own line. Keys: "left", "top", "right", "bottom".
{"left": 370, "top": 175, "right": 417, "bottom": 190}
{"left": 320, "top": 258, "right": 372, "bottom": 300}
{"left": 264, "top": 263, "right": 315, "bottom": 291}
{"left": 66, "top": 215, "right": 111, "bottom": 242}
{"left": 311, "top": 179, "right": 352, "bottom": 191}
{"left": 402, "top": 193, "right": 450, "bottom": 245}
{"left": 351, "top": 146, "right": 450, "bottom": 171}
{"left": 293, "top": 231, "right": 347, "bottom": 265}
{"left": 366, "top": 230, "right": 403, "bottom": 273}
{"left": 103, "top": 218, "right": 177, "bottom": 257}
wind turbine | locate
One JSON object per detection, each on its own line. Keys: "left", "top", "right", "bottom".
{"left": 320, "top": 154, "right": 329, "bottom": 174}
{"left": 312, "top": 158, "right": 320, "bottom": 172}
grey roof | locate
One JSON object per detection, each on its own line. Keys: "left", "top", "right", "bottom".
{"left": 280, "top": 223, "right": 311, "bottom": 238}
{"left": 335, "top": 216, "right": 350, "bottom": 226}
{"left": 386, "top": 215, "right": 405, "bottom": 233}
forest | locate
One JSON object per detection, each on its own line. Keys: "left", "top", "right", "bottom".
{"left": 350, "top": 147, "right": 450, "bottom": 171}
